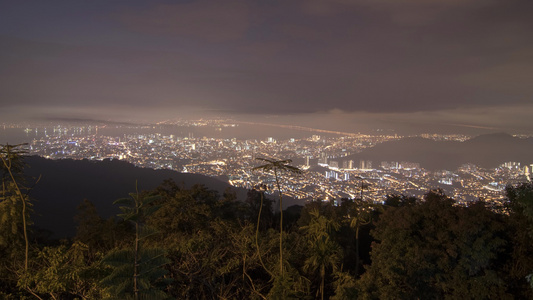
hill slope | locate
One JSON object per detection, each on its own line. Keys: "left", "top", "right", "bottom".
{"left": 23, "top": 156, "right": 245, "bottom": 238}
{"left": 345, "top": 133, "right": 533, "bottom": 170}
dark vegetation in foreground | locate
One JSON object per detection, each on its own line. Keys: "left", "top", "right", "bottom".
{"left": 1, "top": 144, "right": 533, "bottom": 299}
{"left": 22, "top": 155, "right": 250, "bottom": 238}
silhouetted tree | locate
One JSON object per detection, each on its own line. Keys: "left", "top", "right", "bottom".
{"left": 301, "top": 209, "right": 342, "bottom": 300}
{"left": 357, "top": 190, "right": 512, "bottom": 299}
{"left": 506, "top": 182, "right": 533, "bottom": 292}
{"left": 0, "top": 144, "right": 31, "bottom": 275}
{"left": 253, "top": 158, "right": 302, "bottom": 279}
{"left": 343, "top": 197, "right": 377, "bottom": 276}
{"left": 100, "top": 189, "right": 170, "bottom": 300}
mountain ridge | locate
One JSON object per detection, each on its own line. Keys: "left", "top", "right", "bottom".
{"left": 23, "top": 156, "right": 246, "bottom": 238}
{"left": 345, "top": 133, "right": 533, "bottom": 170}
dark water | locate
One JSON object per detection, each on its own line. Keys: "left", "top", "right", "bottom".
{"left": 0, "top": 123, "right": 335, "bottom": 145}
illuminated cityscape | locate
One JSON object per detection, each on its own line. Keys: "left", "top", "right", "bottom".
{"left": 5, "top": 120, "right": 530, "bottom": 206}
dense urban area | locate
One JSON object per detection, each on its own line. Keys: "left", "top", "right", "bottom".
{"left": 4, "top": 119, "right": 531, "bottom": 206}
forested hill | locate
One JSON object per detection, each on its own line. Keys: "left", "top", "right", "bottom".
{"left": 347, "top": 132, "right": 533, "bottom": 170}
{"left": 23, "top": 156, "right": 247, "bottom": 238}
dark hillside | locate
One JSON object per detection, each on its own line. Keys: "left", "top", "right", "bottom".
{"left": 23, "top": 156, "right": 247, "bottom": 238}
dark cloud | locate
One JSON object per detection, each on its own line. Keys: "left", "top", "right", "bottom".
{"left": 117, "top": 1, "right": 252, "bottom": 42}
{"left": 0, "top": 0, "right": 532, "bottom": 133}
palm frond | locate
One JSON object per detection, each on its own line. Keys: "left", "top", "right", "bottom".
{"left": 253, "top": 157, "right": 302, "bottom": 175}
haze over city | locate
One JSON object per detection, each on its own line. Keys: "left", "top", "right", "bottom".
{"left": 1, "top": 0, "right": 533, "bottom": 135}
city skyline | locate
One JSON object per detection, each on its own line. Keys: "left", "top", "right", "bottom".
{"left": 1, "top": 0, "right": 533, "bottom": 135}
{"left": 18, "top": 120, "right": 530, "bottom": 204}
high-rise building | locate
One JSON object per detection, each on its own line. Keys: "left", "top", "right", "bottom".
{"left": 325, "top": 171, "right": 339, "bottom": 180}
{"left": 359, "top": 160, "right": 373, "bottom": 170}
{"left": 318, "top": 153, "right": 328, "bottom": 166}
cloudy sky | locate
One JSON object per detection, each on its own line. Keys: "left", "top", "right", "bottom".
{"left": 1, "top": 0, "right": 532, "bottom": 134}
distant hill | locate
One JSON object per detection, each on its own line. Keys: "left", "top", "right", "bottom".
{"left": 344, "top": 133, "right": 533, "bottom": 171}
{"left": 22, "top": 156, "right": 247, "bottom": 238}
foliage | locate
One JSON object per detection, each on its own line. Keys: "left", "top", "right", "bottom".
{"left": 0, "top": 144, "right": 31, "bottom": 261}
{"left": 506, "top": 181, "right": 533, "bottom": 293}
{"left": 330, "top": 271, "right": 358, "bottom": 300}
{"left": 357, "top": 190, "right": 513, "bottom": 299}
{"left": 0, "top": 182, "right": 31, "bottom": 253}
{"left": 0, "top": 143, "right": 27, "bottom": 183}
{"left": 0, "top": 143, "right": 35, "bottom": 294}
{"left": 147, "top": 180, "right": 273, "bottom": 299}
{"left": 0, "top": 185, "right": 30, "bottom": 294}
{"left": 74, "top": 199, "right": 132, "bottom": 262}
{"left": 342, "top": 197, "right": 379, "bottom": 276}
{"left": 267, "top": 265, "right": 310, "bottom": 300}
{"left": 301, "top": 209, "right": 342, "bottom": 300}
{"left": 506, "top": 181, "right": 533, "bottom": 234}
{"left": 18, "top": 242, "right": 107, "bottom": 299}
{"left": 100, "top": 190, "right": 171, "bottom": 300}
{"left": 101, "top": 247, "right": 170, "bottom": 300}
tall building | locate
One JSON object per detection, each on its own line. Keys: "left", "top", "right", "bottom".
{"left": 502, "top": 161, "right": 520, "bottom": 170}
{"left": 325, "top": 171, "right": 339, "bottom": 180}
{"left": 359, "top": 160, "right": 372, "bottom": 169}
{"left": 318, "top": 153, "right": 328, "bottom": 166}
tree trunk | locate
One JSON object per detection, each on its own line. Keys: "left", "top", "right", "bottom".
{"left": 355, "top": 221, "right": 361, "bottom": 276}
{"left": 321, "top": 265, "right": 325, "bottom": 300}
{"left": 275, "top": 169, "right": 283, "bottom": 277}
{"left": 134, "top": 213, "right": 139, "bottom": 300}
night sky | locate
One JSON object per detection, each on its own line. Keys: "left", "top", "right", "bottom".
{"left": 1, "top": 0, "right": 532, "bottom": 134}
